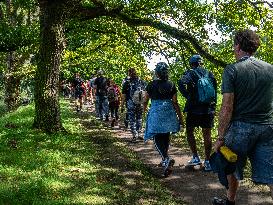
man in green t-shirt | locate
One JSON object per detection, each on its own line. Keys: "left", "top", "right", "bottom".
{"left": 213, "top": 30, "right": 273, "bottom": 205}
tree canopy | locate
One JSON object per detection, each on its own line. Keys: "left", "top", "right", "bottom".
{"left": 0, "top": 0, "right": 273, "bottom": 131}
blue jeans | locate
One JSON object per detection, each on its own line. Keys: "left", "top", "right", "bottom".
{"left": 95, "top": 96, "right": 109, "bottom": 119}
{"left": 225, "top": 121, "right": 273, "bottom": 184}
{"left": 127, "top": 99, "right": 143, "bottom": 134}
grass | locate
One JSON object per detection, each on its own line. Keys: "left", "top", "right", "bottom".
{"left": 0, "top": 100, "right": 185, "bottom": 205}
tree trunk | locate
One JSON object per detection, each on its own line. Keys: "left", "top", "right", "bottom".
{"left": 4, "top": 51, "right": 21, "bottom": 111}
{"left": 33, "top": 1, "right": 65, "bottom": 132}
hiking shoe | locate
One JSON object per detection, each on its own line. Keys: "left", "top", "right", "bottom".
{"left": 212, "top": 197, "right": 226, "bottom": 205}
{"left": 137, "top": 132, "right": 143, "bottom": 140}
{"left": 187, "top": 156, "right": 202, "bottom": 166}
{"left": 163, "top": 158, "right": 175, "bottom": 177}
{"left": 158, "top": 160, "right": 166, "bottom": 167}
{"left": 212, "top": 197, "right": 235, "bottom": 205}
{"left": 204, "top": 160, "right": 212, "bottom": 172}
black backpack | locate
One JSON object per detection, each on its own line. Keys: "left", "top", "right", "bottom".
{"left": 74, "top": 77, "right": 83, "bottom": 91}
{"left": 96, "top": 77, "right": 108, "bottom": 96}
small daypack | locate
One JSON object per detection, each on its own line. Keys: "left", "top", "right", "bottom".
{"left": 108, "top": 87, "right": 118, "bottom": 103}
{"left": 192, "top": 69, "right": 215, "bottom": 104}
{"left": 129, "top": 78, "right": 146, "bottom": 105}
{"left": 96, "top": 77, "right": 108, "bottom": 96}
{"left": 74, "top": 78, "right": 84, "bottom": 93}
{"left": 75, "top": 78, "right": 82, "bottom": 89}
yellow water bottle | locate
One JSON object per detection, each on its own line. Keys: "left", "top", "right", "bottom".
{"left": 220, "top": 146, "right": 237, "bottom": 163}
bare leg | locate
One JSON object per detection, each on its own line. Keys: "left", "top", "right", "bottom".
{"left": 79, "top": 97, "right": 83, "bottom": 109}
{"left": 227, "top": 174, "right": 239, "bottom": 202}
{"left": 186, "top": 127, "right": 197, "bottom": 156}
{"left": 202, "top": 128, "right": 212, "bottom": 160}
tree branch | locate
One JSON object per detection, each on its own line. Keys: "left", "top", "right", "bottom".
{"left": 76, "top": 4, "right": 124, "bottom": 20}
{"left": 249, "top": 0, "right": 273, "bottom": 8}
{"left": 73, "top": 2, "right": 228, "bottom": 67}
{"left": 116, "top": 13, "right": 228, "bottom": 67}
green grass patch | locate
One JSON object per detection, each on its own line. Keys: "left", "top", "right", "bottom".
{"left": 0, "top": 100, "right": 185, "bottom": 205}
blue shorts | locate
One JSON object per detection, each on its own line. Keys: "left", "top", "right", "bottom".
{"left": 224, "top": 121, "right": 273, "bottom": 184}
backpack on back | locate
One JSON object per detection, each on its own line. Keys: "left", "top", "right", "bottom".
{"left": 96, "top": 77, "right": 108, "bottom": 96}
{"left": 74, "top": 78, "right": 83, "bottom": 91}
{"left": 192, "top": 69, "right": 215, "bottom": 104}
{"left": 129, "top": 79, "right": 146, "bottom": 105}
{"left": 108, "top": 87, "right": 118, "bottom": 103}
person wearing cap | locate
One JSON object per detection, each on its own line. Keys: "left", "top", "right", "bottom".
{"left": 93, "top": 70, "right": 109, "bottom": 121}
{"left": 143, "top": 62, "right": 183, "bottom": 177}
{"left": 121, "top": 68, "right": 146, "bottom": 141}
{"left": 178, "top": 54, "right": 217, "bottom": 171}
{"left": 212, "top": 29, "right": 273, "bottom": 205}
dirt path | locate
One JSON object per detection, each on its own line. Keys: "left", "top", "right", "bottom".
{"left": 84, "top": 103, "right": 272, "bottom": 205}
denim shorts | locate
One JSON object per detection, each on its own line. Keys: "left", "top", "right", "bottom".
{"left": 224, "top": 121, "right": 273, "bottom": 184}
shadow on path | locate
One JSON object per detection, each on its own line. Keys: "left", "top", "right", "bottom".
{"left": 81, "top": 103, "right": 272, "bottom": 205}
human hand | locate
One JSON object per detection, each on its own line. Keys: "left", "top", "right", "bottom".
{"left": 179, "top": 118, "right": 184, "bottom": 126}
{"left": 214, "top": 138, "right": 224, "bottom": 152}
{"left": 179, "top": 119, "right": 185, "bottom": 132}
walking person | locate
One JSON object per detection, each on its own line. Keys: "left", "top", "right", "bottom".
{"left": 107, "top": 79, "right": 121, "bottom": 127}
{"left": 121, "top": 68, "right": 146, "bottom": 142}
{"left": 72, "top": 73, "right": 85, "bottom": 112}
{"left": 178, "top": 54, "right": 217, "bottom": 171}
{"left": 89, "top": 74, "right": 96, "bottom": 105}
{"left": 85, "top": 79, "right": 92, "bottom": 105}
{"left": 121, "top": 73, "right": 130, "bottom": 129}
{"left": 93, "top": 70, "right": 109, "bottom": 121}
{"left": 143, "top": 62, "right": 183, "bottom": 177}
{"left": 213, "top": 29, "right": 273, "bottom": 205}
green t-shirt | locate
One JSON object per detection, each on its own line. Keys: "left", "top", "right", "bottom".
{"left": 222, "top": 57, "right": 273, "bottom": 124}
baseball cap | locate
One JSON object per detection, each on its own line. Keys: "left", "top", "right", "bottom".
{"left": 189, "top": 54, "right": 202, "bottom": 64}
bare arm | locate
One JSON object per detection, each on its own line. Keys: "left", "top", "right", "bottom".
{"left": 214, "top": 93, "right": 234, "bottom": 150}
{"left": 172, "top": 94, "right": 184, "bottom": 126}
{"left": 120, "top": 94, "right": 126, "bottom": 111}
{"left": 143, "top": 92, "right": 150, "bottom": 114}
{"left": 218, "top": 93, "right": 234, "bottom": 138}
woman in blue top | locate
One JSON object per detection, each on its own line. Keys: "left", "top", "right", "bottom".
{"left": 143, "top": 62, "right": 183, "bottom": 177}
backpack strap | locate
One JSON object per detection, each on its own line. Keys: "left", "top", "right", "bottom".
{"left": 192, "top": 68, "right": 209, "bottom": 79}
{"left": 192, "top": 69, "right": 202, "bottom": 79}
